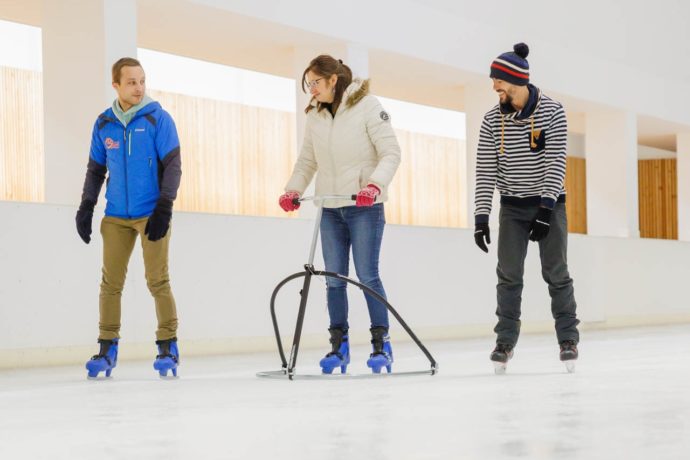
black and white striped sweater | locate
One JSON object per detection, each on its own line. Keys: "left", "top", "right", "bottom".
{"left": 474, "top": 86, "right": 567, "bottom": 224}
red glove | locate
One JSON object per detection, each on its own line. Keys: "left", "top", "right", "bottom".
{"left": 356, "top": 184, "right": 380, "bottom": 207}
{"left": 279, "top": 191, "right": 301, "bottom": 212}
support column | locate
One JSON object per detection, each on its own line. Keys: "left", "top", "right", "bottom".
{"left": 677, "top": 133, "right": 690, "bottom": 241}
{"left": 344, "top": 43, "right": 369, "bottom": 79}
{"left": 585, "top": 109, "right": 639, "bottom": 237}
{"left": 42, "top": 0, "right": 137, "bottom": 205}
{"left": 464, "top": 79, "right": 500, "bottom": 228}
{"left": 102, "top": 0, "right": 138, "bottom": 103}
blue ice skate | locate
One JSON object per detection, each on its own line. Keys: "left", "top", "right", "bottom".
{"left": 85, "top": 339, "right": 119, "bottom": 379}
{"left": 366, "top": 327, "right": 393, "bottom": 374}
{"left": 319, "top": 328, "right": 350, "bottom": 374}
{"left": 153, "top": 338, "right": 179, "bottom": 378}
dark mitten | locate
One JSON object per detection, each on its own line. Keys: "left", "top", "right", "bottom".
{"left": 474, "top": 222, "right": 491, "bottom": 253}
{"left": 75, "top": 199, "right": 96, "bottom": 244}
{"left": 145, "top": 198, "right": 173, "bottom": 242}
{"left": 529, "top": 207, "right": 552, "bottom": 242}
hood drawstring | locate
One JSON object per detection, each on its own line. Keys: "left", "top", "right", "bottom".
{"left": 501, "top": 114, "right": 536, "bottom": 155}
{"left": 530, "top": 116, "right": 536, "bottom": 149}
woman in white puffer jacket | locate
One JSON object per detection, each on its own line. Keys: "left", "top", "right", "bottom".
{"left": 279, "top": 55, "right": 401, "bottom": 374}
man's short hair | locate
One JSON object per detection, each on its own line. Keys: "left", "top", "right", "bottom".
{"left": 112, "top": 57, "right": 143, "bottom": 83}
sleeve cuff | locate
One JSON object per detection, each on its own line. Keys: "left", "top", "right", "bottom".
{"left": 474, "top": 214, "right": 489, "bottom": 225}
{"left": 367, "top": 183, "right": 381, "bottom": 193}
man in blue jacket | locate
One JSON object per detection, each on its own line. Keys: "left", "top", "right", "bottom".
{"left": 76, "top": 57, "right": 182, "bottom": 379}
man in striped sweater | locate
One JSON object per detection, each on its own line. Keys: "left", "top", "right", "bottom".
{"left": 473, "top": 43, "right": 579, "bottom": 373}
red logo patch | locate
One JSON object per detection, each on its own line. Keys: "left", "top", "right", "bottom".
{"left": 105, "top": 137, "right": 120, "bottom": 149}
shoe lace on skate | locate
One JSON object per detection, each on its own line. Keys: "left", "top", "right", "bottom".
{"left": 90, "top": 342, "right": 113, "bottom": 364}
{"left": 495, "top": 343, "right": 513, "bottom": 353}
{"left": 156, "top": 342, "right": 178, "bottom": 363}
{"left": 370, "top": 350, "right": 390, "bottom": 358}
{"left": 560, "top": 340, "right": 576, "bottom": 351}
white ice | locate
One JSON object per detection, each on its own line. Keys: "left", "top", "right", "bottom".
{"left": 0, "top": 325, "right": 689, "bottom": 460}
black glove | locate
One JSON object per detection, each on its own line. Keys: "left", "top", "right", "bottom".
{"left": 529, "top": 207, "right": 552, "bottom": 242}
{"left": 145, "top": 198, "right": 173, "bottom": 242}
{"left": 75, "top": 199, "right": 96, "bottom": 244}
{"left": 474, "top": 222, "right": 491, "bottom": 253}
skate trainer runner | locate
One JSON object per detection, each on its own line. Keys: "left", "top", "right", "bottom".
{"left": 75, "top": 57, "right": 182, "bottom": 379}
{"left": 279, "top": 55, "right": 401, "bottom": 374}
{"left": 472, "top": 43, "right": 580, "bottom": 373}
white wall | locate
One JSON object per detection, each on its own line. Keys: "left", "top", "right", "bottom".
{"left": 1, "top": 201, "right": 688, "bottom": 368}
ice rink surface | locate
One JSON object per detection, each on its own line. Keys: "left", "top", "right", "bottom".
{"left": 0, "top": 325, "right": 688, "bottom": 460}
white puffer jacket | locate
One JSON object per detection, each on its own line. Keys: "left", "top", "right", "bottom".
{"left": 285, "top": 79, "right": 401, "bottom": 208}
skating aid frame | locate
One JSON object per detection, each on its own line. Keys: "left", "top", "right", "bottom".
{"left": 257, "top": 195, "right": 438, "bottom": 380}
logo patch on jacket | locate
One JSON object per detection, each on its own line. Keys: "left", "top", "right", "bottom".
{"left": 380, "top": 111, "right": 390, "bottom": 122}
{"left": 105, "top": 137, "right": 120, "bottom": 149}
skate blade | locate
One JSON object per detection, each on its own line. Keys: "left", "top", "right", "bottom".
{"left": 493, "top": 361, "right": 507, "bottom": 375}
{"left": 157, "top": 368, "right": 179, "bottom": 380}
{"left": 564, "top": 360, "right": 576, "bottom": 373}
{"left": 257, "top": 369, "right": 433, "bottom": 380}
{"left": 86, "top": 375, "right": 113, "bottom": 381}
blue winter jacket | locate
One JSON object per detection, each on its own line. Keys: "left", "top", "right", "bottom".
{"left": 81, "top": 101, "right": 182, "bottom": 218}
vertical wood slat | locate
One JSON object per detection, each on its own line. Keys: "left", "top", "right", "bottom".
{"left": 565, "top": 157, "right": 587, "bottom": 234}
{"left": 0, "top": 66, "right": 44, "bottom": 202}
{"left": 387, "top": 129, "right": 465, "bottom": 227}
{"left": 638, "top": 159, "right": 677, "bottom": 239}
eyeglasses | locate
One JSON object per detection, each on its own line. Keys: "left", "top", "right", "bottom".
{"left": 306, "top": 78, "right": 324, "bottom": 89}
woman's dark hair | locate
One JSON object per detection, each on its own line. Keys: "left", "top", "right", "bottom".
{"left": 302, "top": 55, "right": 352, "bottom": 114}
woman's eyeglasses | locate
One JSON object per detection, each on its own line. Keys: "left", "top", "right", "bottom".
{"left": 306, "top": 78, "right": 324, "bottom": 89}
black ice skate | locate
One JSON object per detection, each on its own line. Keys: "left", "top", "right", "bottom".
{"left": 490, "top": 343, "right": 514, "bottom": 374}
{"left": 559, "top": 340, "right": 578, "bottom": 373}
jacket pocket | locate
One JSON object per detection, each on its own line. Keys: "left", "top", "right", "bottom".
{"left": 529, "top": 128, "right": 546, "bottom": 152}
{"left": 148, "top": 156, "right": 159, "bottom": 193}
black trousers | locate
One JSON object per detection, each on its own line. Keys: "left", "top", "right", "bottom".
{"left": 494, "top": 203, "right": 580, "bottom": 345}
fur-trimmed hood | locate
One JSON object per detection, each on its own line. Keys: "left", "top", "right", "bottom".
{"left": 308, "top": 78, "right": 371, "bottom": 112}
{"left": 344, "top": 78, "right": 370, "bottom": 108}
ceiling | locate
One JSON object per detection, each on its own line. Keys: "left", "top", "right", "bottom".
{"left": 0, "top": 0, "right": 686, "bottom": 151}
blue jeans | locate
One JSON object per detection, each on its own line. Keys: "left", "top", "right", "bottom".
{"left": 320, "top": 204, "right": 388, "bottom": 331}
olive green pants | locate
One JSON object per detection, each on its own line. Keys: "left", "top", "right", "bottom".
{"left": 98, "top": 216, "right": 178, "bottom": 341}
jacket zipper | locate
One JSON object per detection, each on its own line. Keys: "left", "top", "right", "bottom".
{"left": 327, "top": 111, "right": 337, "bottom": 193}
{"left": 124, "top": 129, "right": 131, "bottom": 218}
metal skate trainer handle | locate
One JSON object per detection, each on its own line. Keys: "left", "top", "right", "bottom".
{"left": 291, "top": 194, "right": 363, "bottom": 205}
{"left": 294, "top": 195, "right": 378, "bottom": 266}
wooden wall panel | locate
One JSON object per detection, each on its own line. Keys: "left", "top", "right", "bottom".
{"left": 638, "top": 159, "right": 677, "bottom": 240}
{"left": 149, "top": 89, "right": 297, "bottom": 218}
{"left": 565, "top": 157, "right": 587, "bottom": 234}
{"left": 0, "top": 67, "right": 44, "bottom": 202}
{"left": 387, "top": 129, "right": 465, "bottom": 227}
